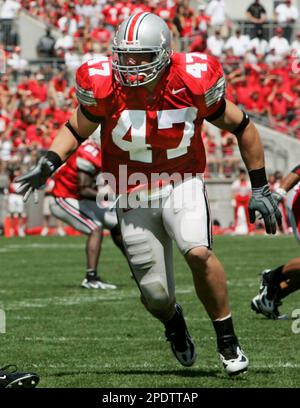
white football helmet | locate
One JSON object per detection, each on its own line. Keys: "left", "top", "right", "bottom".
{"left": 112, "top": 12, "right": 172, "bottom": 87}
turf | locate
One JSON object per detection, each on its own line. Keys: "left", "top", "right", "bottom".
{"left": 0, "top": 235, "right": 299, "bottom": 388}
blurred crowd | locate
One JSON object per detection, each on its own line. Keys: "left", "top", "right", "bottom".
{"left": 0, "top": 1, "right": 299, "bottom": 163}
{"left": 229, "top": 168, "right": 291, "bottom": 236}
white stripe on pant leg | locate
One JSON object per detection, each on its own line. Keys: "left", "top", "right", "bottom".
{"left": 58, "top": 198, "right": 98, "bottom": 231}
{"left": 56, "top": 198, "right": 98, "bottom": 232}
{"left": 203, "top": 184, "right": 212, "bottom": 248}
{"left": 53, "top": 198, "right": 94, "bottom": 233}
{"left": 61, "top": 198, "right": 99, "bottom": 231}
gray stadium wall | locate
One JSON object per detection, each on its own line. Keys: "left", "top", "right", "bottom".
{"left": 18, "top": 11, "right": 61, "bottom": 60}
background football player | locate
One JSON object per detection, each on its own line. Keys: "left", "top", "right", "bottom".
{"left": 50, "top": 138, "right": 123, "bottom": 289}
{"left": 16, "top": 13, "right": 281, "bottom": 375}
{"left": 7, "top": 167, "right": 27, "bottom": 237}
{"left": 251, "top": 164, "right": 300, "bottom": 319}
{"left": 231, "top": 168, "right": 252, "bottom": 235}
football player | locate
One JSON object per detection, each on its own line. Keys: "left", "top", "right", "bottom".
{"left": 0, "top": 364, "right": 39, "bottom": 388}
{"left": 16, "top": 13, "right": 281, "bottom": 375}
{"left": 251, "top": 164, "right": 300, "bottom": 319}
{"left": 50, "top": 138, "right": 123, "bottom": 289}
{"left": 231, "top": 168, "right": 252, "bottom": 234}
{"left": 7, "top": 168, "right": 27, "bottom": 237}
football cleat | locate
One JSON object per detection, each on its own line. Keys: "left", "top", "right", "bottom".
{"left": 0, "top": 365, "right": 39, "bottom": 388}
{"left": 251, "top": 269, "right": 282, "bottom": 319}
{"left": 165, "top": 304, "right": 197, "bottom": 367}
{"left": 81, "top": 276, "right": 117, "bottom": 290}
{"left": 251, "top": 294, "right": 284, "bottom": 319}
{"left": 218, "top": 335, "right": 249, "bottom": 376}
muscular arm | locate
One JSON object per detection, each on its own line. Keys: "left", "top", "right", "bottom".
{"left": 15, "top": 105, "right": 100, "bottom": 200}
{"left": 210, "top": 99, "right": 264, "bottom": 171}
{"left": 49, "top": 106, "right": 99, "bottom": 162}
{"left": 78, "top": 171, "right": 97, "bottom": 200}
{"left": 281, "top": 172, "right": 300, "bottom": 193}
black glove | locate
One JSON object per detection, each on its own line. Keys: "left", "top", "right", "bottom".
{"left": 248, "top": 184, "right": 282, "bottom": 234}
{"left": 16, "top": 152, "right": 62, "bottom": 202}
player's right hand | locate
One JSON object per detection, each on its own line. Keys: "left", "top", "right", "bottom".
{"left": 16, "top": 157, "right": 54, "bottom": 202}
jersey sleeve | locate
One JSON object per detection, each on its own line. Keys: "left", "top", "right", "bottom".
{"left": 201, "top": 56, "right": 226, "bottom": 119}
{"left": 76, "top": 142, "right": 102, "bottom": 175}
{"left": 76, "top": 157, "right": 97, "bottom": 175}
{"left": 184, "top": 54, "right": 226, "bottom": 119}
{"left": 75, "top": 59, "right": 113, "bottom": 122}
{"left": 76, "top": 62, "right": 98, "bottom": 107}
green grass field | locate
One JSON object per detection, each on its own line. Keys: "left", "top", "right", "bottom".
{"left": 0, "top": 235, "right": 299, "bottom": 388}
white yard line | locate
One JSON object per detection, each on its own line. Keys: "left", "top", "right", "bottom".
{"left": 27, "top": 361, "right": 300, "bottom": 369}
{"left": 24, "top": 336, "right": 144, "bottom": 342}
{"left": 6, "top": 291, "right": 138, "bottom": 310}
{"left": 10, "top": 315, "right": 140, "bottom": 321}
{"left": 0, "top": 243, "right": 85, "bottom": 252}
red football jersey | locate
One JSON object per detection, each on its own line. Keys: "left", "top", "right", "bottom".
{"left": 9, "top": 181, "right": 20, "bottom": 194}
{"left": 75, "top": 52, "right": 226, "bottom": 193}
{"left": 53, "top": 141, "right": 101, "bottom": 199}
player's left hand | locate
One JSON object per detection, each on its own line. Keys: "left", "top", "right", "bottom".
{"left": 15, "top": 157, "right": 54, "bottom": 202}
{"left": 248, "top": 184, "right": 282, "bottom": 234}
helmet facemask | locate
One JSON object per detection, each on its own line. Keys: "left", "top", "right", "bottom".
{"left": 112, "top": 43, "right": 171, "bottom": 87}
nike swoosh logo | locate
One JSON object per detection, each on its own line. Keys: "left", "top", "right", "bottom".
{"left": 172, "top": 87, "right": 186, "bottom": 95}
{"left": 0, "top": 375, "right": 6, "bottom": 379}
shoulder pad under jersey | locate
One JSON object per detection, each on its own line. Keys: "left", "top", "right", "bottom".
{"left": 171, "top": 52, "right": 226, "bottom": 105}
{"left": 75, "top": 57, "right": 114, "bottom": 106}
{"left": 76, "top": 157, "right": 97, "bottom": 174}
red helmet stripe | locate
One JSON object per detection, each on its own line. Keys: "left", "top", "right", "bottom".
{"left": 126, "top": 12, "right": 149, "bottom": 42}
